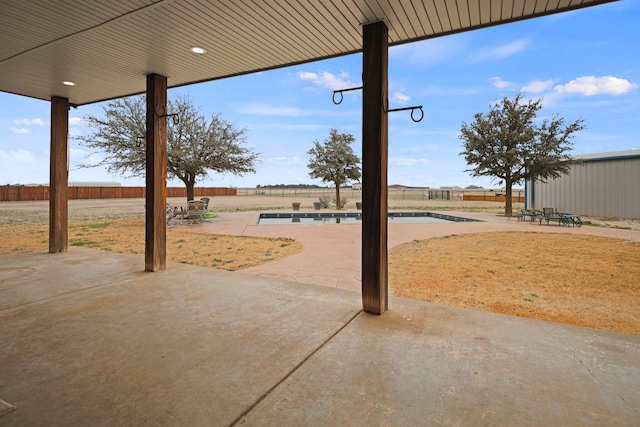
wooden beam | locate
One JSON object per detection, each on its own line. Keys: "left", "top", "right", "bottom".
{"left": 361, "top": 21, "right": 389, "bottom": 314}
{"left": 49, "top": 96, "right": 69, "bottom": 253}
{"left": 145, "top": 74, "right": 167, "bottom": 272}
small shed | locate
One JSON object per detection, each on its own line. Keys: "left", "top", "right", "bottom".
{"left": 525, "top": 150, "right": 640, "bottom": 219}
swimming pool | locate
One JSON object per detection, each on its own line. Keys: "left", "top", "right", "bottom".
{"left": 257, "top": 212, "right": 479, "bottom": 225}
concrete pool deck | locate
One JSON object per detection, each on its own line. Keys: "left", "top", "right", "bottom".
{"left": 172, "top": 209, "right": 640, "bottom": 293}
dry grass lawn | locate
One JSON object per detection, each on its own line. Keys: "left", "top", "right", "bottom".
{"left": 390, "top": 232, "right": 640, "bottom": 335}
{"left": 0, "top": 218, "right": 304, "bottom": 270}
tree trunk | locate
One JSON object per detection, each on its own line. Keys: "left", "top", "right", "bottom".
{"left": 335, "top": 185, "right": 341, "bottom": 210}
{"left": 186, "top": 177, "right": 196, "bottom": 201}
{"left": 505, "top": 180, "right": 513, "bottom": 217}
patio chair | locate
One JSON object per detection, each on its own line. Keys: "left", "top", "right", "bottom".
{"left": 200, "top": 197, "right": 210, "bottom": 210}
{"left": 541, "top": 207, "right": 564, "bottom": 225}
{"left": 186, "top": 200, "right": 206, "bottom": 225}
{"left": 517, "top": 209, "right": 537, "bottom": 222}
{"left": 166, "top": 204, "right": 176, "bottom": 227}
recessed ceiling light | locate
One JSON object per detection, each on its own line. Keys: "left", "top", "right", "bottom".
{"left": 63, "top": 81, "right": 76, "bottom": 86}
{"left": 190, "top": 46, "right": 206, "bottom": 54}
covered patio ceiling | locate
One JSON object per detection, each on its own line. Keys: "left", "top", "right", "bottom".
{"left": 0, "top": 0, "right": 616, "bottom": 107}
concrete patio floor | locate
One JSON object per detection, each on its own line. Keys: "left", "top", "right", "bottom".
{"left": 1, "top": 247, "right": 639, "bottom": 426}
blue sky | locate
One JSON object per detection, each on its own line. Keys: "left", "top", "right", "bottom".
{"left": 1, "top": 1, "right": 638, "bottom": 189}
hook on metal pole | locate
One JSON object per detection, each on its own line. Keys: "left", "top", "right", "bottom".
{"left": 156, "top": 110, "right": 180, "bottom": 125}
{"left": 332, "top": 91, "right": 343, "bottom": 105}
{"left": 332, "top": 86, "right": 363, "bottom": 105}
{"left": 410, "top": 106, "right": 424, "bottom": 123}
{"left": 387, "top": 105, "right": 424, "bottom": 123}
{"left": 332, "top": 86, "right": 423, "bottom": 123}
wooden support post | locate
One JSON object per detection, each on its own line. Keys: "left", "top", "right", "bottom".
{"left": 361, "top": 21, "right": 389, "bottom": 314}
{"left": 145, "top": 74, "right": 167, "bottom": 272}
{"left": 49, "top": 96, "right": 69, "bottom": 253}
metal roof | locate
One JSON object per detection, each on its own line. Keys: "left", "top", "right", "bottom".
{"left": 0, "top": 0, "right": 616, "bottom": 106}
{"left": 576, "top": 149, "right": 640, "bottom": 161}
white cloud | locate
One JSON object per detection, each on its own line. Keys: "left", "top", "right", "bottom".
{"left": 8, "top": 127, "right": 30, "bottom": 135}
{"left": 390, "top": 91, "right": 410, "bottom": 105}
{"left": 470, "top": 39, "right": 529, "bottom": 61}
{"left": 239, "top": 103, "right": 359, "bottom": 118}
{"left": 69, "top": 148, "right": 103, "bottom": 168}
{"left": 248, "top": 122, "right": 346, "bottom": 132}
{"left": 69, "top": 147, "right": 93, "bottom": 158}
{"left": 489, "top": 77, "right": 515, "bottom": 90}
{"left": 522, "top": 80, "right": 554, "bottom": 93}
{"left": 265, "top": 156, "right": 303, "bottom": 165}
{"left": 0, "top": 148, "right": 36, "bottom": 163}
{"left": 389, "top": 157, "right": 431, "bottom": 167}
{"left": 239, "top": 104, "right": 305, "bottom": 116}
{"left": 68, "top": 117, "right": 88, "bottom": 136}
{"left": 12, "top": 118, "right": 44, "bottom": 126}
{"left": 391, "top": 37, "right": 466, "bottom": 67}
{"left": 69, "top": 148, "right": 86, "bottom": 158}
{"left": 298, "top": 71, "right": 355, "bottom": 90}
{"left": 0, "top": 148, "right": 45, "bottom": 184}
{"left": 554, "top": 76, "right": 637, "bottom": 96}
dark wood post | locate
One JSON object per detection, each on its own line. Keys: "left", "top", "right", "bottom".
{"left": 145, "top": 74, "right": 167, "bottom": 271}
{"left": 49, "top": 96, "right": 69, "bottom": 253}
{"left": 362, "top": 21, "right": 389, "bottom": 314}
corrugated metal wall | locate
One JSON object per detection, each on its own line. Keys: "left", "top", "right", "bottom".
{"left": 529, "top": 157, "right": 640, "bottom": 219}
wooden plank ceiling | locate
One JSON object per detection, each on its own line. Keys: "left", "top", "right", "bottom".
{"left": 0, "top": 0, "right": 615, "bottom": 106}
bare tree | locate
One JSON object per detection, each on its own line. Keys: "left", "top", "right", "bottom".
{"left": 78, "top": 95, "right": 259, "bottom": 200}
{"left": 307, "top": 129, "right": 361, "bottom": 210}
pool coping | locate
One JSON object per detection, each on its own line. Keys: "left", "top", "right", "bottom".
{"left": 257, "top": 211, "right": 481, "bottom": 225}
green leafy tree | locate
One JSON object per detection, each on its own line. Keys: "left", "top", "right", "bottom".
{"left": 307, "top": 129, "right": 361, "bottom": 210}
{"left": 78, "top": 95, "right": 259, "bottom": 201}
{"left": 460, "top": 93, "right": 585, "bottom": 216}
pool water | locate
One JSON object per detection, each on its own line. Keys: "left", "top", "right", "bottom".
{"left": 258, "top": 212, "right": 479, "bottom": 225}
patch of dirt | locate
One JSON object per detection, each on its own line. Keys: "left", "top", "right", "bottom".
{"left": 0, "top": 218, "right": 304, "bottom": 271}
{"left": 390, "top": 232, "right": 640, "bottom": 335}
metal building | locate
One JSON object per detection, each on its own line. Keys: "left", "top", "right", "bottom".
{"left": 526, "top": 150, "right": 640, "bottom": 219}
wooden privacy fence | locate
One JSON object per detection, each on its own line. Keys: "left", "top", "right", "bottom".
{"left": 0, "top": 185, "right": 236, "bottom": 202}
{"left": 463, "top": 194, "right": 524, "bottom": 203}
